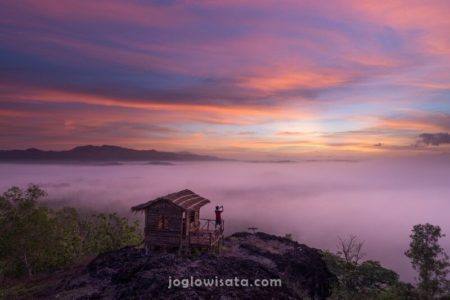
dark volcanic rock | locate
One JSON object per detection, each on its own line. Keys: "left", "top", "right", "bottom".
{"left": 224, "top": 232, "right": 333, "bottom": 299}
{"left": 42, "top": 233, "right": 334, "bottom": 299}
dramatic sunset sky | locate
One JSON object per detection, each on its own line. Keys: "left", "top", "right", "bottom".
{"left": 1, "top": 0, "right": 450, "bottom": 159}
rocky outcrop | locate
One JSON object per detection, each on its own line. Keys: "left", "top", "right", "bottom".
{"left": 39, "top": 232, "right": 334, "bottom": 299}
{"left": 224, "top": 232, "right": 334, "bottom": 299}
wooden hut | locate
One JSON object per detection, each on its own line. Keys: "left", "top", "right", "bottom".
{"left": 131, "top": 189, "right": 224, "bottom": 253}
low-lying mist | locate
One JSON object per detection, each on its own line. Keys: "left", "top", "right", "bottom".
{"left": 1, "top": 157, "right": 450, "bottom": 282}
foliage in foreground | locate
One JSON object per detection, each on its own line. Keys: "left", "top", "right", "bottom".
{"left": 405, "top": 223, "right": 450, "bottom": 300}
{"left": 325, "top": 227, "right": 450, "bottom": 300}
{"left": 324, "top": 234, "right": 416, "bottom": 300}
{"left": 323, "top": 250, "right": 416, "bottom": 300}
{"left": 0, "top": 185, "right": 142, "bottom": 280}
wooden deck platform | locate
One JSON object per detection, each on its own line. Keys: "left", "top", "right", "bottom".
{"left": 182, "top": 218, "right": 224, "bottom": 250}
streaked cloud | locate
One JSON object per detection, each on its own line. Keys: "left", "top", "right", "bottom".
{"left": 0, "top": 0, "right": 449, "bottom": 158}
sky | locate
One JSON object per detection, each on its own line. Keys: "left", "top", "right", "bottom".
{"left": 1, "top": 0, "right": 450, "bottom": 159}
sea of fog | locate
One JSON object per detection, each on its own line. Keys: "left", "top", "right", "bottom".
{"left": 1, "top": 158, "right": 450, "bottom": 282}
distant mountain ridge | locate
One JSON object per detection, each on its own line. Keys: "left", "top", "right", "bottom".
{"left": 0, "top": 145, "right": 223, "bottom": 162}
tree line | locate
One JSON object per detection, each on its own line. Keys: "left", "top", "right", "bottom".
{"left": 0, "top": 184, "right": 142, "bottom": 280}
{"left": 324, "top": 225, "right": 450, "bottom": 300}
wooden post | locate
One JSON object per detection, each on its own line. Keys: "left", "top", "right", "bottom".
{"left": 186, "top": 212, "right": 191, "bottom": 249}
{"left": 179, "top": 211, "right": 185, "bottom": 253}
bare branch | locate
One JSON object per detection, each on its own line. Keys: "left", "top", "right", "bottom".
{"left": 337, "top": 234, "right": 366, "bottom": 265}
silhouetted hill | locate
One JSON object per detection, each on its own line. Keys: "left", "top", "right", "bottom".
{"left": 0, "top": 145, "right": 223, "bottom": 162}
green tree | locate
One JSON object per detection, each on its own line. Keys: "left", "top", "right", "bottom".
{"left": 80, "top": 213, "right": 141, "bottom": 254}
{"left": 405, "top": 223, "right": 450, "bottom": 300}
{"left": 0, "top": 185, "right": 52, "bottom": 277}
{"left": 377, "top": 282, "right": 417, "bottom": 300}
{"left": 50, "top": 207, "right": 83, "bottom": 267}
{"left": 324, "top": 235, "right": 413, "bottom": 300}
{"left": 324, "top": 251, "right": 403, "bottom": 300}
{"left": 0, "top": 185, "right": 142, "bottom": 280}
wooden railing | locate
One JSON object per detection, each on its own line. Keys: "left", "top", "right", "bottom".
{"left": 192, "top": 218, "right": 224, "bottom": 233}
{"left": 188, "top": 218, "right": 224, "bottom": 248}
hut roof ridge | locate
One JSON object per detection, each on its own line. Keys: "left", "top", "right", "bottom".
{"left": 131, "top": 189, "right": 210, "bottom": 211}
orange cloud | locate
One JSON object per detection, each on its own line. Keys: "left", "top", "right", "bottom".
{"left": 242, "top": 69, "right": 351, "bottom": 92}
{"left": 11, "top": 88, "right": 312, "bottom": 125}
{"left": 377, "top": 117, "right": 448, "bottom": 133}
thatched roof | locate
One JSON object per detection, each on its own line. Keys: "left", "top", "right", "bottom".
{"left": 131, "top": 189, "right": 211, "bottom": 212}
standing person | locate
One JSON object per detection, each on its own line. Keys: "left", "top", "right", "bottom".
{"left": 215, "top": 205, "right": 224, "bottom": 229}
